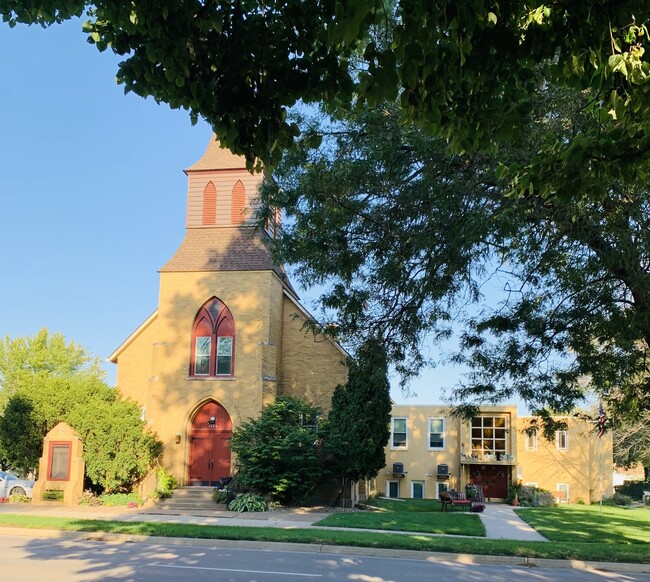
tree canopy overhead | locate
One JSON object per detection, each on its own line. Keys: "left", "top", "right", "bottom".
{"left": 259, "top": 91, "right": 650, "bottom": 425}
{"left": 3, "top": 1, "right": 650, "bottom": 182}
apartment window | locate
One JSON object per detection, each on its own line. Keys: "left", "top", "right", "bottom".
{"left": 525, "top": 429, "right": 538, "bottom": 450}
{"left": 391, "top": 417, "right": 408, "bottom": 449}
{"left": 387, "top": 480, "right": 400, "bottom": 498}
{"left": 471, "top": 416, "right": 508, "bottom": 460}
{"left": 436, "top": 482, "right": 449, "bottom": 498}
{"left": 412, "top": 481, "right": 424, "bottom": 499}
{"left": 428, "top": 417, "right": 445, "bottom": 450}
{"left": 557, "top": 483, "right": 570, "bottom": 502}
{"left": 556, "top": 430, "right": 568, "bottom": 451}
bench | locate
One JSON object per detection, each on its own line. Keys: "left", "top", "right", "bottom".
{"left": 552, "top": 490, "right": 568, "bottom": 504}
{"left": 440, "top": 490, "right": 472, "bottom": 511}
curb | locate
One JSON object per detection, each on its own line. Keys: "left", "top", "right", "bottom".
{"left": 1, "top": 527, "right": 649, "bottom": 575}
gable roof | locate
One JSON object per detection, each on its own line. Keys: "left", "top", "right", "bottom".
{"left": 107, "top": 310, "right": 158, "bottom": 363}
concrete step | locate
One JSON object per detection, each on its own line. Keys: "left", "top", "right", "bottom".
{"left": 152, "top": 486, "right": 222, "bottom": 513}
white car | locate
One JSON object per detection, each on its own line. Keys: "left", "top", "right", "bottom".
{"left": 0, "top": 470, "right": 35, "bottom": 498}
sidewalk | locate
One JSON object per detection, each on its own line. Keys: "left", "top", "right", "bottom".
{"left": 479, "top": 503, "right": 547, "bottom": 541}
{"left": 0, "top": 501, "right": 546, "bottom": 541}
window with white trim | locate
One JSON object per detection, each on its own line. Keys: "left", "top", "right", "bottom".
{"left": 556, "top": 430, "right": 568, "bottom": 451}
{"left": 391, "top": 417, "right": 408, "bottom": 449}
{"left": 428, "top": 417, "right": 445, "bottom": 450}
{"left": 557, "top": 482, "right": 570, "bottom": 501}
{"left": 387, "top": 480, "right": 400, "bottom": 498}
{"left": 525, "top": 429, "right": 538, "bottom": 450}
{"left": 411, "top": 481, "right": 424, "bottom": 499}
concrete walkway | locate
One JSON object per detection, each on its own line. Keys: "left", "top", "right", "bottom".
{"left": 0, "top": 501, "right": 546, "bottom": 541}
{"left": 479, "top": 503, "right": 547, "bottom": 541}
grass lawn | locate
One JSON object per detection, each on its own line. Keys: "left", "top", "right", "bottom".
{"left": 315, "top": 499, "right": 485, "bottom": 537}
{"left": 516, "top": 504, "right": 650, "bottom": 545}
{"left": 362, "top": 497, "right": 441, "bottom": 512}
{"left": 0, "top": 514, "right": 648, "bottom": 563}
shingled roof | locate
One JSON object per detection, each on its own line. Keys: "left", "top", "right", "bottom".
{"left": 185, "top": 136, "right": 246, "bottom": 172}
{"left": 160, "top": 227, "right": 298, "bottom": 296}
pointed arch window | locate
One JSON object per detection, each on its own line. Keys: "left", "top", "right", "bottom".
{"left": 191, "top": 297, "right": 235, "bottom": 377}
{"left": 202, "top": 182, "right": 217, "bottom": 225}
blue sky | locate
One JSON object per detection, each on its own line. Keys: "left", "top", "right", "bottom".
{"left": 0, "top": 18, "right": 463, "bottom": 405}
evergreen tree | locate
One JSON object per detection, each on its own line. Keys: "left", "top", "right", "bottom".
{"left": 327, "top": 337, "right": 391, "bottom": 484}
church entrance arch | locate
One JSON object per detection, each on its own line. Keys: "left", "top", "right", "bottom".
{"left": 189, "top": 401, "right": 232, "bottom": 486}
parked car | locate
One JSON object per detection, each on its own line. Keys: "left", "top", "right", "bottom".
{"left": 0, "top": 470, "right": 35, "bottom": 498}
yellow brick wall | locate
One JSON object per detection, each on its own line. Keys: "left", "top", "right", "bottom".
{"left": 279, "top": 296, "right": 348, "bottom": 414}
{"left": 374, "top": 405, "right": 464, "bottom": 499}
{"left": 516, "top": 417, "right": 614, "bottom": 503}
{"left": 114, "top": 313, "right": 161, "bottom": 417}
{"left": 375, "top": 405, "right": 517, "bottom": 499}
{"left": 114, "top": 269, "right": 346, "bottom": 484}
{"left": 373, "top": 405, "right": 613, "bottom": 503}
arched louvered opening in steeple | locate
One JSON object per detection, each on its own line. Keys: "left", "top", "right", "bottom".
{"left": 231, "top": 180, "right": 246, "bottom": 225}
{"left": 202, "top": 182, "right": 217, "bottom": 225}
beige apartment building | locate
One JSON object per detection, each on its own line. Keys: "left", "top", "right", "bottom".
{"left": 109, "top": 136, "right": 347, "bottom": 486}
{"left": 375, "top": 405, "right": 613, "bottom": 504}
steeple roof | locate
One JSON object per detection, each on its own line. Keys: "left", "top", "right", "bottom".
{"left": 185, "top": 135, "right": 247, "bottom": 172}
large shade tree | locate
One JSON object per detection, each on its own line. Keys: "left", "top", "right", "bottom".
{"left": 0, "top": 329, "right": 161, "bottom": 491}
{"left": 1, "top": 0, "right": 649, "bottom": 191}
{"left": 259, "top": 89, "right": 650, "bottom": 426}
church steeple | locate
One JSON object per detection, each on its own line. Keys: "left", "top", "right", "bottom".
{"left": 183, "top": 135, "right": 259, "bottom": 229}
{"left": 160, "top": 135, "right": 295, "bottom": 295}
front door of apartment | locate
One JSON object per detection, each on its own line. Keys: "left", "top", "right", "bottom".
{"left": 470, "top": 465, "right": 509, "bottom": 499}
{"left": 189, "top": 401, "right": 232, "bottom": 486}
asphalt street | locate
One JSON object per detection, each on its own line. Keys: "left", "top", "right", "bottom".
{"left": 2, "top": 533, "right": 649, "bottom": 582}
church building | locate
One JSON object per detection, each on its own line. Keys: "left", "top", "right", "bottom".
{"left": 109, "top": 137, "right": 348, "bottom": 486}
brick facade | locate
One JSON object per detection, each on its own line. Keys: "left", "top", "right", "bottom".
{"left": 109, "top": 136, "right": 347, "bottom": 485}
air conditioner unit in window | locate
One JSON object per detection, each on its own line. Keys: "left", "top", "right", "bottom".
{"left": 437, "top": 464, "right": 450, "bottom": 480}
{"left": 392, "top": 463, "right": 404, "bottom": 475}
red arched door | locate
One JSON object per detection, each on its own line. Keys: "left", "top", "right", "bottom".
{"left": 189, "top": 401, "right": 232, "bottom": 486}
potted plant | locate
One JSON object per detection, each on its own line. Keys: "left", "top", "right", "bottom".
{"left": 465, "top": 484, "right": 479, "bottom": 500}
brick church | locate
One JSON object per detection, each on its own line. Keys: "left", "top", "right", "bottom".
{"left": 109, "top": 136, "right": 347, "bottom": 486}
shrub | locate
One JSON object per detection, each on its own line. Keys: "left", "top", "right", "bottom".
{"left": 78, "top": 491, "right": 103, "bottom": 506}
{"left": 600, "top": 492, "right": 633, "bottom": 506}
{"left": 8, "top": 493, "right": 31, "bottom": 504}
{"left": 152, "top": 466, "right": 177, "bottom": 500}
{"left": 470, "top": 503, "right": 485, "bottom": 512}
{"left": 506, "top": 482, "right": 554, "bottom": 507}
{"left": 99, "top": 492, "right": 141, "bottom": 507}
{"left": 212, "top": 488, "right": 229, "bottom": 504}
{"left": 230, "top": 397, "right": 327, "bottom": 505}
{"left": 228, "top": 492, "right": 267, "bottom": 512}
{"left": 42, "top": 489, "right": 64, "bottom": 501}
{"left": 615, "top": 480, "right": 650, "bottom": 501}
